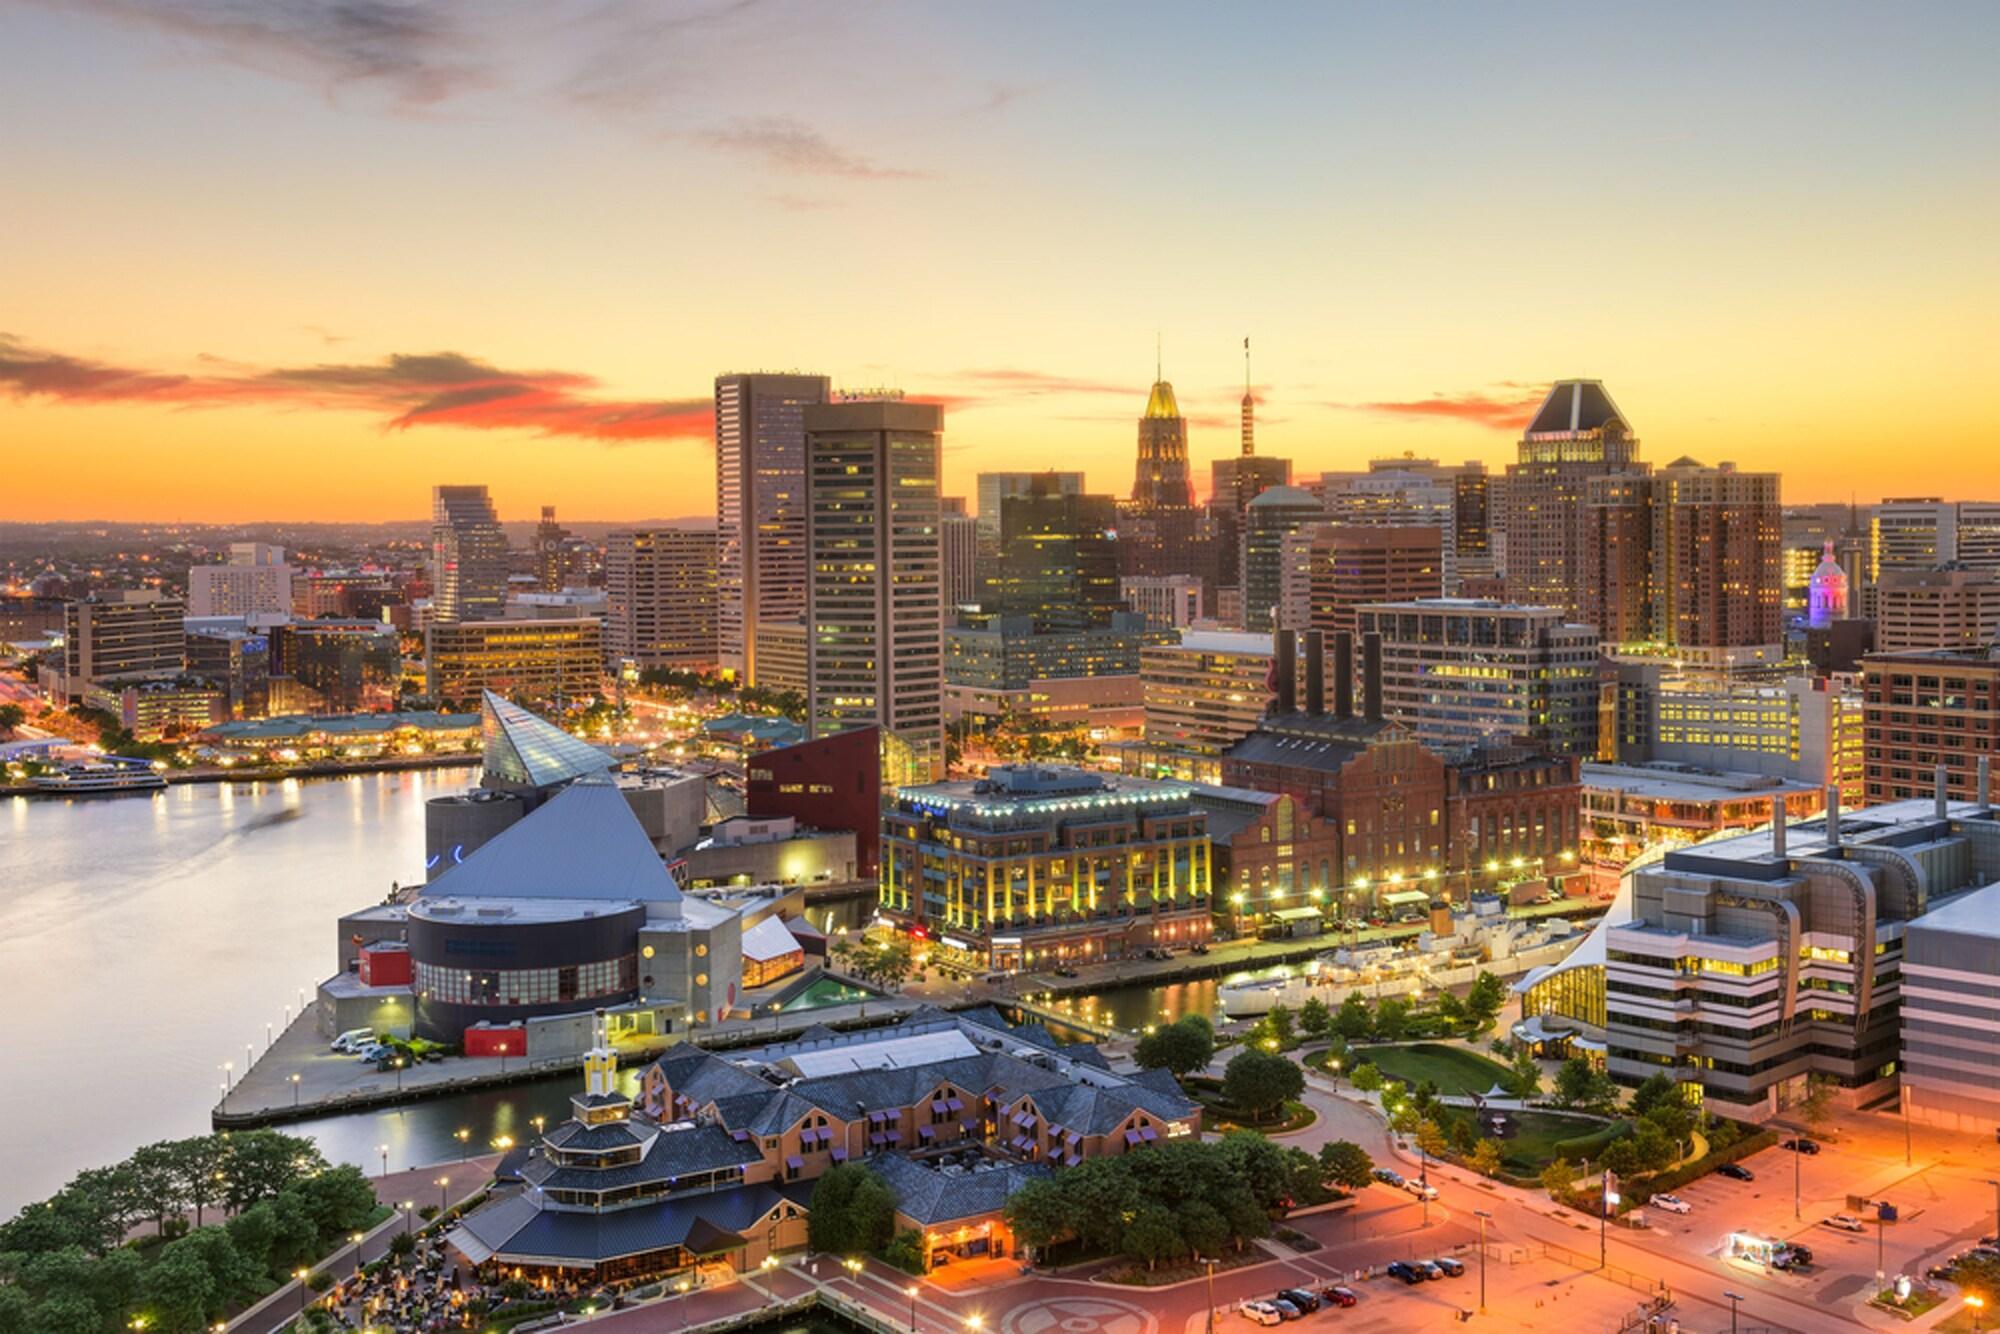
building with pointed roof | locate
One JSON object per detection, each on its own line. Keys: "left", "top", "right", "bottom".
{"left": 1504, "top": 379, "right": 1647, "bottom": 618}
{"left": 1133, "top": 373, "right": 1194, "bottom": 510}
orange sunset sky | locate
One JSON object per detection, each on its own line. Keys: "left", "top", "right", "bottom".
{"left": 2, "top": 2, "right": 1996, "bottom": 523}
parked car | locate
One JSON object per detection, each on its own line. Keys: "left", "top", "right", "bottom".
{"left": 357, "top": 1043, "right": 392, "bottom": 1062}
{"left": 1416, "top": 1260, "right": 1445, "bottom": 1280}
{"left": 1374, "top": 1168, "right": 1406, "bottom": 1187}
{"left": 1826, "top": 1214, "right": 1865, "bottom": 1233}
{"left": 1432, "top": 1257, "right": 1465, "bottom": 1277}
{"left": 1276, "top": 1290, "right": 1319, "bottom": 1313}
{"left": 1269, "top": 1298, "right": 1303, "bottom": 1321}
{"left": 1404, "top": 1179, "right": 1439, "bottom": 1200}
{"left": 1385, "top": 1261, "right": 1426, "bottom": 1285}
{"left": 1718, "top": 1163, "right": 1756, "bottom": 1181}
{"left": 1781, "top": 1137, "right": 1821, "bottom": 1155}
{"left": 330, "top": 1028, "right": 375, "bottom": 1053}
{"left": 1649, "top": 1193, "right": 1692, "bottom": 1214}
{"left": 1191, "top": 942, "right": 1210, "bottom": 955}
{"left": 1320, "top": 1286, "right": 1358, "bottom": 1308}
{"left": 1053, "top": 967, "right": 1079, "bottom": 978}
{"left": 1775, "top": 1244, "right": 1813, "bottom": 1270}
{"left": 1239, "top": 1302, "right": 1284, "bottom": 1327}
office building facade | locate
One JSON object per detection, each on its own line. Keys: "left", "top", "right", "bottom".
{"left": 1873, "top": 567, "right": 2000, "bottom": 653}
{"left": 605, "top": 528, "right": 719, "bottom": 670}
{"left": 1862, "top": 646, "right": 2000, "bottom": 805}
{"left": 425, "top": 615, "right": 604, "bottom": 706}
{"left": 60, "top": 589, "right": 185, "bottom": 701}
{"left": 1302, "top": 524, "right": 1444, "bottom": 640}
{"left": 1241, "top": 487, "right": 1322, "bottom": 633}
{"left": 1504, "top": 380, "right": 1646, "bottom": 618}
{"left": 431, "top": 485, "right": 509, "bottom": 623}
{"left": 804, "top": 397, "right": 945, "bottom": 776}
{"left": 1356, "top": 599, "right": 1599, "bottom": 755}
{"left": 715, "top": 372, "right": 831, "bottom": 684}
{"left": 188, "top": 543, "right": 295, "bottom": 619}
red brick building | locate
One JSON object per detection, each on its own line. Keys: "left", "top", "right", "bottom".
{"left": 747, "top": 724, "right": 882, "bottom": 875}
{"left": 1861, "top": 646, "right": 2000, "bottom": 804}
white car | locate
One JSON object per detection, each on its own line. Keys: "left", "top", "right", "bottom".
{"left": 1404, "top": 1179, "right": 1439, "bottom": 1200}
{"left": 330, "top": 1028, "right": 375, "bottom": 1053}
{"left": 1826, "top": 1214, "right": 1865, "bottom": 1232}
{"left": 1240, "top": 1302, "right": 1285, "bottom": 1327}
{"left": 1649, "top": 1193, "right": 1692, "bottom": 1214}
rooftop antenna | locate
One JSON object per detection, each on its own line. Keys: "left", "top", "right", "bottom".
{"left": 1154, "top": 330, "right": 1161, "bottom": 383}
{"left": 1240, "top": 336, "right": 1255, "bottom": 458}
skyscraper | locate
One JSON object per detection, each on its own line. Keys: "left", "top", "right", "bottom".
{"left": 982, "top": 475, "right": 1124, "bottom": 632}
{"left": 1132, "top": 371, "right": 1194, "bottom": 509}
{"left": 715, "top": 372, "right": 831, "bottom": 684}
{"left": 605, "top": 529, "right": 719, "bottom": 670}
{"left": 534, "top": 506, "right": 571, "bottom": 593}
{"left": 804, "top": 396, "right": 944, "bottom": 778}
{"left": 940, "top": 497, "right": 979, "bottom": 609}
{"left": 188, "top": 543, "right": 294, "bottom": 619}
{"left": 975, "top": 471, "right": 1084, "bottom": 564}
{"left": 1241, "top": 487, "right": 1322, "bottom": 633}
{"left": 1119, "top": 369, "right": 1224, "bottom": 600}
{"left": 1503, "top": 381, "right": 1645, "bottom": 617}
{"left": 431, "top": 485, "right": 509, "bottom": 623}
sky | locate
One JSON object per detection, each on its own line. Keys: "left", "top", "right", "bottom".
{"left": 1, "top": 1, "right": 1996, "bottom": 523}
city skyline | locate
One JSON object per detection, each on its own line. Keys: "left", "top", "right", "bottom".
{"left": 3, "top": 2, "right": 1998, "bottom": 521}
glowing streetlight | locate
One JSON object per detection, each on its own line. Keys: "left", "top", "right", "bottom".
{"left": 377, "top": 1143, "right": 389, "bottom": 1177}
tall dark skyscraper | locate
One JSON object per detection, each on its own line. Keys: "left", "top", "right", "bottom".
{"left": 1503, "top": 380, "right": 1645, "bottom": 618}
{"left": 983, "top": 474, "right": 1124, "bottom": 632}
{"left": 715, "top": 371, "right": 832, "bottom": 685}
{"left": 534, "top": 505, "right": 570, "bottom": 592}
{"left": 430, "top": 484, "right": 509, "bottom": 623}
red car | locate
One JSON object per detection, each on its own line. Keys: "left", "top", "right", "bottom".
{"left": 1319, "top": 1285, "right": 1359, "bottom": 1307}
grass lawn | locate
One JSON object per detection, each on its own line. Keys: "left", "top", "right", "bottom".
{"left": 1435, "top": 1106, "right": 1626, "bottom": 1176}
{"left": 1362, "top": 1043, "right": 1512, "bottom": 1097}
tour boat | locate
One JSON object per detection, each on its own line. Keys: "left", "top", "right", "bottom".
{"left": 30, "top": 757, "right": 167, "bottom": 795}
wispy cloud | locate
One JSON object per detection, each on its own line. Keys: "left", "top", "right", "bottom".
{"left": 0, "top": 335, "right": 710, "bottom": 443}
{"left": 49, "top": 0, "right": 493, "bottom": 107}
{"left": 942, "top": 369, "right": 1134, "bottom": 398}
{"left": 1337, "top": 383, "right": 1544, "bottom": 430}
{"left": 701, "top": 116, "right": 928, "bottom": 179}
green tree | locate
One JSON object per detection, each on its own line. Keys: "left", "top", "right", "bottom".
{"left": 1124, "top": 1203, "right": 1185, "bottom": 1268}
{"left": 287, "top": 1165, "right": 376, "bottom": 1239}
{"left": 1435, "top": 990, "right": 1469, "bottom": 1032}
{"left": 1465, "top": 971, "right": 1508, "bottom": 1029}
{"left": 883, "top": 1229, "right": 927, "bottom": 1274}
{"left": 226, "top": 1200, "right": 276, "bottom": 1272}
{"left": 1601, "top": 1138, "right": 1641, "bottom": 1181}
{"left": 1374, "top": 996, "right": 1410, "bottom": 1041}
{"left": 1133, "top": 1015, "right": 1215, "bottom": 1079}
{"left": 1504, "top": 1049, "right": 1544, "bottom": 1100}
{"left": 167, "top": 1225, "right": 260, "bottom": 1307}
{"left": 222, "top": 1130, "right": 327, "bottom": 1211}
{"left": 1628, "top": 1072, "right": 1680, "bottom": 1120}
{"left": 1797, "top": 1073, "right": 1837, "bottom": 1135}
{"left": 1956, "top": 1253, "right": 2000, "bottom": 1305}
{"left": 170, "top": 1135, "right": 230, "bottom": 1228}
{"left": 1317, "top": 1140, "right": 1374, "bottom": 1191}
{"left": 1347, "top": 1062, "right": 1383, "bottom": 1093}
{"left": 1539, "top": 1157, "right": 1577, "bottom": 1202}
{"left": 1221, "top": 1049, "right": 1304, "bottom": 1122}
{"left": 1415, "top": 1119, "right": 1449, "bottom": 1160}
{"left": 263, "top": 1190, "right": 319, "bottom": 1270}
{"left": 1389, "top": 1103, "right": 1420, "bottom": 1135}
{"left": 1469, "top": 1139, "right": 1505, "bottom": 1178}
{"left": 1447, "top": 1115, "right": 1478, "bottom": 1155}
{"left": 127, "top": 1141, "right": 192, "bottom": 1237}
{"left": 1298, "top": 996, "right": 1331, "bottom": 1038}
{"left": 387, "top": 1230, "right": 417, "bottom": 1262}
{"left": 142, "top": 1244, "right": 218, "bottom": 1334}
{"left": 0, "top": 703, "right": 26, "bottom": 734}
{"left": 1002, "top": 1178, "right": 1069, "bottom": 1255}
{"left": 1553, "top": 1056, "right": 1615, "bottom": 1112}
{"left": 1334, "top": 992, "right": 1372, "bottom": 1041}
{"left": 1217, "top": 1131, "right": 1297, "bottom": 1215}
{"left": 807, "top": 1164, "right": 898, "bottom": 1256}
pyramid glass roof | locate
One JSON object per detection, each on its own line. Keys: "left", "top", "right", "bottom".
{"left": 482, "top": 690, "right": 614, "bottom": 787}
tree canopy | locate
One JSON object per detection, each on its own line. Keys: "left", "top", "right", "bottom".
{"left": 807, "top": 1164, "right": 898, "bottom": 1257}
{"left": 1133, "top": 1015, "right": 1215, "bottom": 1079}
{"left": 1221, "top": 1049, "right": 1305, "bottom": 1122}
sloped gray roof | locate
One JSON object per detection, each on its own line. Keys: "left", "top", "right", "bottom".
{"left": 422, "top": 777, "right": 681, "bottom": 904}
{"left": 868, "top": 1153, "right": 1052, "bottom": 1225}
{"left": 520, "top": 1123, "right": 762, "bottom": 1193}
{"left": 1525, "top": 380, "right": 1626, "bottom": 436}
{"left": 482, "top": 690, "right": 615, "bottom": 787}
{"left": 452, "top": 1181, "right": 788, "bottom": 1266}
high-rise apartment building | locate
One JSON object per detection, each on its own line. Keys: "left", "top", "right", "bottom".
{"left": 1302, "top": 524, "right": 1444, "bottom": 640}
{"left": 188, "top": 543, "right": 295, "bottom": 619}
{"left": 60, "top": 589, "right": 186, "bottom": 701}
{"left": 715, "top": 372, "right": 831, "bottom": 684}
{"left": 1319, "top": 458, "right": 1487, "bottom": 589}
{"left": 1241, "top": 488, "right": 1322, "bottom": 633}
{"left": 605, "top": 529, "right": 719, "bottom": 670}
{"left": 804, "top": 396, "right": 945, "bottom": 777}
{"left": 1862, "top": 646, "right": 2000, "bottom": 805}
{"left": 288, "top": 621, "right": 401, "bottom": 713}
{"left": 1357, "top": 599, "right": 1600, "bottom": 755}
{"left": 1128, "top": 631, "right": 1274, "bottom": 781}
{"left": 1504, "top": 380, "right": 1646, "bottom": 617}
{"left": 431, "top": 485, "right": 509, "bottom": 623}
{"left": 940, "top": 498, "right": 978, "bottom": 609}
{"left": 1873, "top": 567, "right": 2000, "bottom": 652}
{"left": 981, "top": 476, "right": 1124, "bottom": 632}
{"left": 1584, "top": 459, "right": 1783, "bottom": 656}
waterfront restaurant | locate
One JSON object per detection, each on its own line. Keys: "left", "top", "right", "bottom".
{"left": 448, "top": 1006, "right": 1197, "bottom": 1285}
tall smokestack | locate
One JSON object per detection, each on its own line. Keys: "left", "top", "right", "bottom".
{"left": 1981, "top": 756, "right": 1992, "bottom": 810}
{"left": 1332, "top": 631, "right": 1354, "bottom": 720}
{"left": 1273, "top": 629, "right": 1296, "bottom": 714}
{"left": 1771, "top": 795, "right": 1787, "bottom": 859}
{"left": 1826, "top": 784, "right": 1842, "bottom": 848}
{"left": 1362, "top": 631, "right": 1384, "bottom": 723}
{"left": 1936, "top": 762, "right": 1950, "bottom": 819}
{"left": 1303, "top": 629, "right": 1325, "bottom": 716}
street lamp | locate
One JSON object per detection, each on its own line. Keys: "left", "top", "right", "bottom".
{"left": 436, "top": 1175, "right": 451, "bottom": 1213}
{"left": 295, "top": 1267, "right": 311, "bottom": 1315}
{"left": 906, "top": 1284, "right": 919, "bottom": 1333}
{"left": 400, "top": 1200, "right": 415, "bottom": 1237}
{"left": 1199, "top": 1255, "right": 1217, "bottom": 1334}
{"left": 456, "top": 1127, "right": 471, "bottom": 1160}
{"left": 1473, "top": 1209, "right": 1492, "bottom": 1313}
{"left": 1724, "top": 1289, "right": 1744, "bottom": 1334}
{"left": 289, "top": 1072, "right": 301, "bottom": 1108}
{"left": 966, "top": 1317, "right": 984, "bottom": 1333}
{"left": 377, "top": 1143, "right": 389, "bottom": 1178}
{"left": 392, "top": 1056, "right": 405, "bottom": 1093}
{"left": 1971, "top": 1295, "right": 1987, "bottom": 1334}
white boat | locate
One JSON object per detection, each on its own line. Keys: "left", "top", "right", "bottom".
{"left": 31, "top": 757, "right": 167, "bottom": 794}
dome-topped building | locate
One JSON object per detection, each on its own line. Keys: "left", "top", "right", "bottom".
{"left": 1808, "top": 540, "right": 1849, "bottom": 628}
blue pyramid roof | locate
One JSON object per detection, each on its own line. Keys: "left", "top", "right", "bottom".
{"left": 422, "top": 778, "right": 681, "bottom": 904}
{"left": 482, "top": 691, "right": 614, "bottom": 788}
